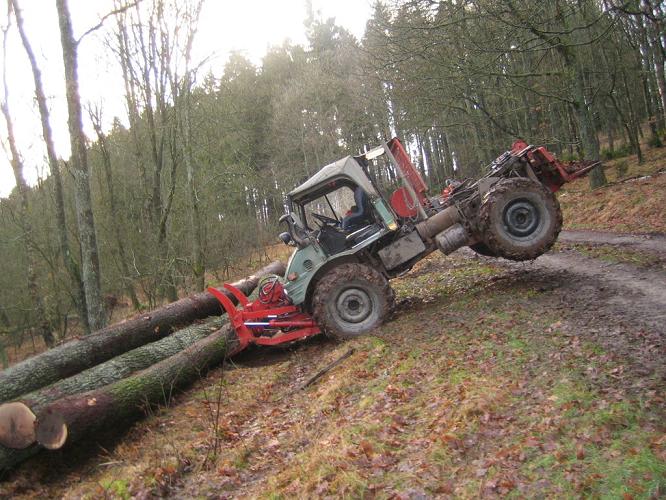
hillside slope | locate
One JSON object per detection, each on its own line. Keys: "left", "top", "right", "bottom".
{"left": 1, "top": 152, "right": 664, "bottom": 499}
{"left": 560, "top": 146, "right": 666, "bottom": 233}
{"left": 1, "top": 234, "right": 664, "bottom": 498}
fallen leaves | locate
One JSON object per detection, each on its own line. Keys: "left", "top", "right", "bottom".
{"left": 359, "top": 439, "right": 374, "bottom": 458}
{"left": 576, "top": 443, "right": 586, "bottom": 460}
{"left": 4, "top": 251, "right": 663, "bottom": 500}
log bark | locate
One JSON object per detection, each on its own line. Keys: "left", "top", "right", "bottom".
{"left": 37, "top": 324, "right": 241, "bottom": 449}
{"left": 18, "top": 316, "right": 229, "bottom": 413}
{"left": 0, "top": 324, "right": 242, "bottom": 473}
{"left": 0, "top": 261, "right": 285, "bottom": 403}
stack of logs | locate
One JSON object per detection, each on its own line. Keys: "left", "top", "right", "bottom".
{"left": 0, "top": 261, "right": 285, "bottom": 473}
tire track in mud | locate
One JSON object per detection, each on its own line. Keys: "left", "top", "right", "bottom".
{"left": 533, "top": 251, "right": 666, "bottom": 332}
{"left": 559, "top": 229, "right": 666, "bottom": 256}
{"left": 479, "top": 230, "right": 666, "bottom": 386}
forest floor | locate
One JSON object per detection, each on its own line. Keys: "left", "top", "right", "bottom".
{"left": 0, "top": 147, "right": 665, "bottom": 499}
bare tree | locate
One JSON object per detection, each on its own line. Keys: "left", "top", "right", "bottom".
{"left": 174, "top": 0, "right": 205, "bottom": 291}
{"left": 55, "top": 0, "right": 106, "bottom": 330}
{"left": 0, "top": 14, "right": 55, "bottom": 347}
{"left": 10, "top": 0, "right": 90, "bottom": 333}
{"left": 113, "top": 0, "right": 182, "bottom": 302}
{"left": 88, "top": 105, "right": 141, "bottom": 310}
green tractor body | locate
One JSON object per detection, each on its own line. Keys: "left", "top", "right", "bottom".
{"left": 275, "top": 138, "right": 597, "bottom": 338}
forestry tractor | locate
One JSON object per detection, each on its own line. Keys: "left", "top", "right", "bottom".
{"left": 208, "top": 138, "right": 598, "bottom": 348}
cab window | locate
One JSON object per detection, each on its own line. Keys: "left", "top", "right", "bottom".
{"left": 302, "top": 186, "right": 355, "bottom": 229}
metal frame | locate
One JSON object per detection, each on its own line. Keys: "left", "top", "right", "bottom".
{"left": 207, "top": 285, "right": 320, "bottom": 352}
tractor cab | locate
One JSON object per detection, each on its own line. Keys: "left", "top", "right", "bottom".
{"left": 280, "top": 155, "right": 399, "bottom": 256}
{"left": 278, "top": 153, "right": 402, "bottom": 307}
{"left": 278, "top": 138, "right": 434, "bottom": 310}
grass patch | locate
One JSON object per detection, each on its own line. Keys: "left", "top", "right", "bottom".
{"left": 564, "top": 243, "right": 665, "bottom": 270}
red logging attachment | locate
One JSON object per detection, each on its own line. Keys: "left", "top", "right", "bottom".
{"left": 510, "top": 140, "right": 601, "bottom": 192}
{"left": 388, "top": 138, "right": 430, "bottom": 209}
{"left": 206, "top": 283, "right": 321, "bottom": 353}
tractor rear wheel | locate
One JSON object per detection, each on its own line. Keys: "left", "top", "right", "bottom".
{"left": 312, "top": 263, "right": 394, "bottom": 340}
{"left": 478, "top": 178, "right": 562, "bottom": 261}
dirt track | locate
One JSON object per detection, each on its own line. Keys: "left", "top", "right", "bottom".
{"left": 478, "top": 229, "right": 666, "bottom": 388}
{"left": 558, "top": 229, "right": 666, "bottom": 256}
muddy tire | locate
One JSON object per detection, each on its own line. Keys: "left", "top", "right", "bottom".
{"left": 312, "top": 263, "right": 395, "bottom": 339}
{"left": 479, "top": 178, "right": 562, "bottom": 261}
{"left": 468, "top": 242, "right": 497, "bottom": 257}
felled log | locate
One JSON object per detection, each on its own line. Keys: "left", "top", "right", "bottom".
{"left": 0, "top": 261, "right": 285, "bottom": 403}
{"left": 0, "top": 403, "right": 37, "bottom": 474}
{"left": 36, "top": 324, "right": 241, "bottom": 450}
{"left": 0, "top": 403, "right": 35, "bottom": 449}
{"left": 18, "top": 316, "right": 229, "bottom": 413}
{"left": 0, "top": 324, "right": 242, "bottom": 473}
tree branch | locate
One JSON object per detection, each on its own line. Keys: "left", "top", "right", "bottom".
{"left": 76, "top": 0, "right": 141, "bottom": 45}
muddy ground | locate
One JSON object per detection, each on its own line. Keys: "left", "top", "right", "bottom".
{"left": 0, "top": 229, "right": 664, "bottom": 498}
{"left": 489, "top": 230, "right": 666, "bottom": 389}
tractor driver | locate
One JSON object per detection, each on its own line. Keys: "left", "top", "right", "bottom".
{"left": 341, "top": 186, "right": 372, "bottom": 231}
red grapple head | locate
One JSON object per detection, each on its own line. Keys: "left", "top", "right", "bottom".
{"left": 257, "top": 275, "right": 288, "bottom": 307}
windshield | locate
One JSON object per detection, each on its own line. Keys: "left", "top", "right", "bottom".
{"left": 302, "top": 186, "right": 356, "bottom": 229}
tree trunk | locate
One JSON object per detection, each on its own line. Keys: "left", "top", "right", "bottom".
{"left": 0, "top": 29, "right": 54, "bottom": 349}
{"left": 1, "top": 323, "right": 242, "bottom": 472}
{"left": 646, "top": 16, "right": 666, "bottom": 129}
{"left": 570, "top": 56, "right": 607, "bottom": 188}
{"left": 0, "top": 261, "right": 285, "bottom": 403}
{"left": 178, "top": 1, "right": 205, "bottom": 292}
{"left": 56, "top": 0, "right": 106, "bottom": 330}
{"left": 90, "top": 114, "right": 141, "bottom": 311}
{"left": 421, "top": 130, "right": 438, "bottom": 187}
{"left": 11, "top": 0, "right": 90, "bottom": 334}
{"left": 19, "top": 317, "right": 229, "bottom": 413}
{"left": 183, "top": 88, "right": 205, "bottom": 292}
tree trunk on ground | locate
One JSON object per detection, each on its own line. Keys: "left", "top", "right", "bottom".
{"left": 0, "top": 261, "right": 285, "bottom": 403}
{"left": 38, "top": 324, "right": 242, "bottom": 449}
{"left": 56, "top": 0, "right": 106, "bottom": 330}
{"left": 0, "top": 323, "right": 242, "bottom": 473}
{"left": 11, "top": 0, "right": 90, "bottom": 334}
{"left": 19, "top": 317, "right": 229, "bottom": 413}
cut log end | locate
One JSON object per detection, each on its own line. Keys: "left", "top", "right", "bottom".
{"left": 36, "top": 410, "right": 68, "bottom": 450}
{"left": 0, "top": 402, "right": 37, "bottom": 449}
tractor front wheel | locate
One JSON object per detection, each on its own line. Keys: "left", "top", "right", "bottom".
{"left": 312, "top": 263, "right": 394, "bottom": 340}
{"left": 478, "top": 178, "right": 562, "bottom": 261}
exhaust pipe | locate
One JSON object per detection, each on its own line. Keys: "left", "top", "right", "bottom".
{"left": 415, "top": 205, "right": 462, "bottom": 240}
{"left": 415, "top": 205, "right": 470, "bottom": 254}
